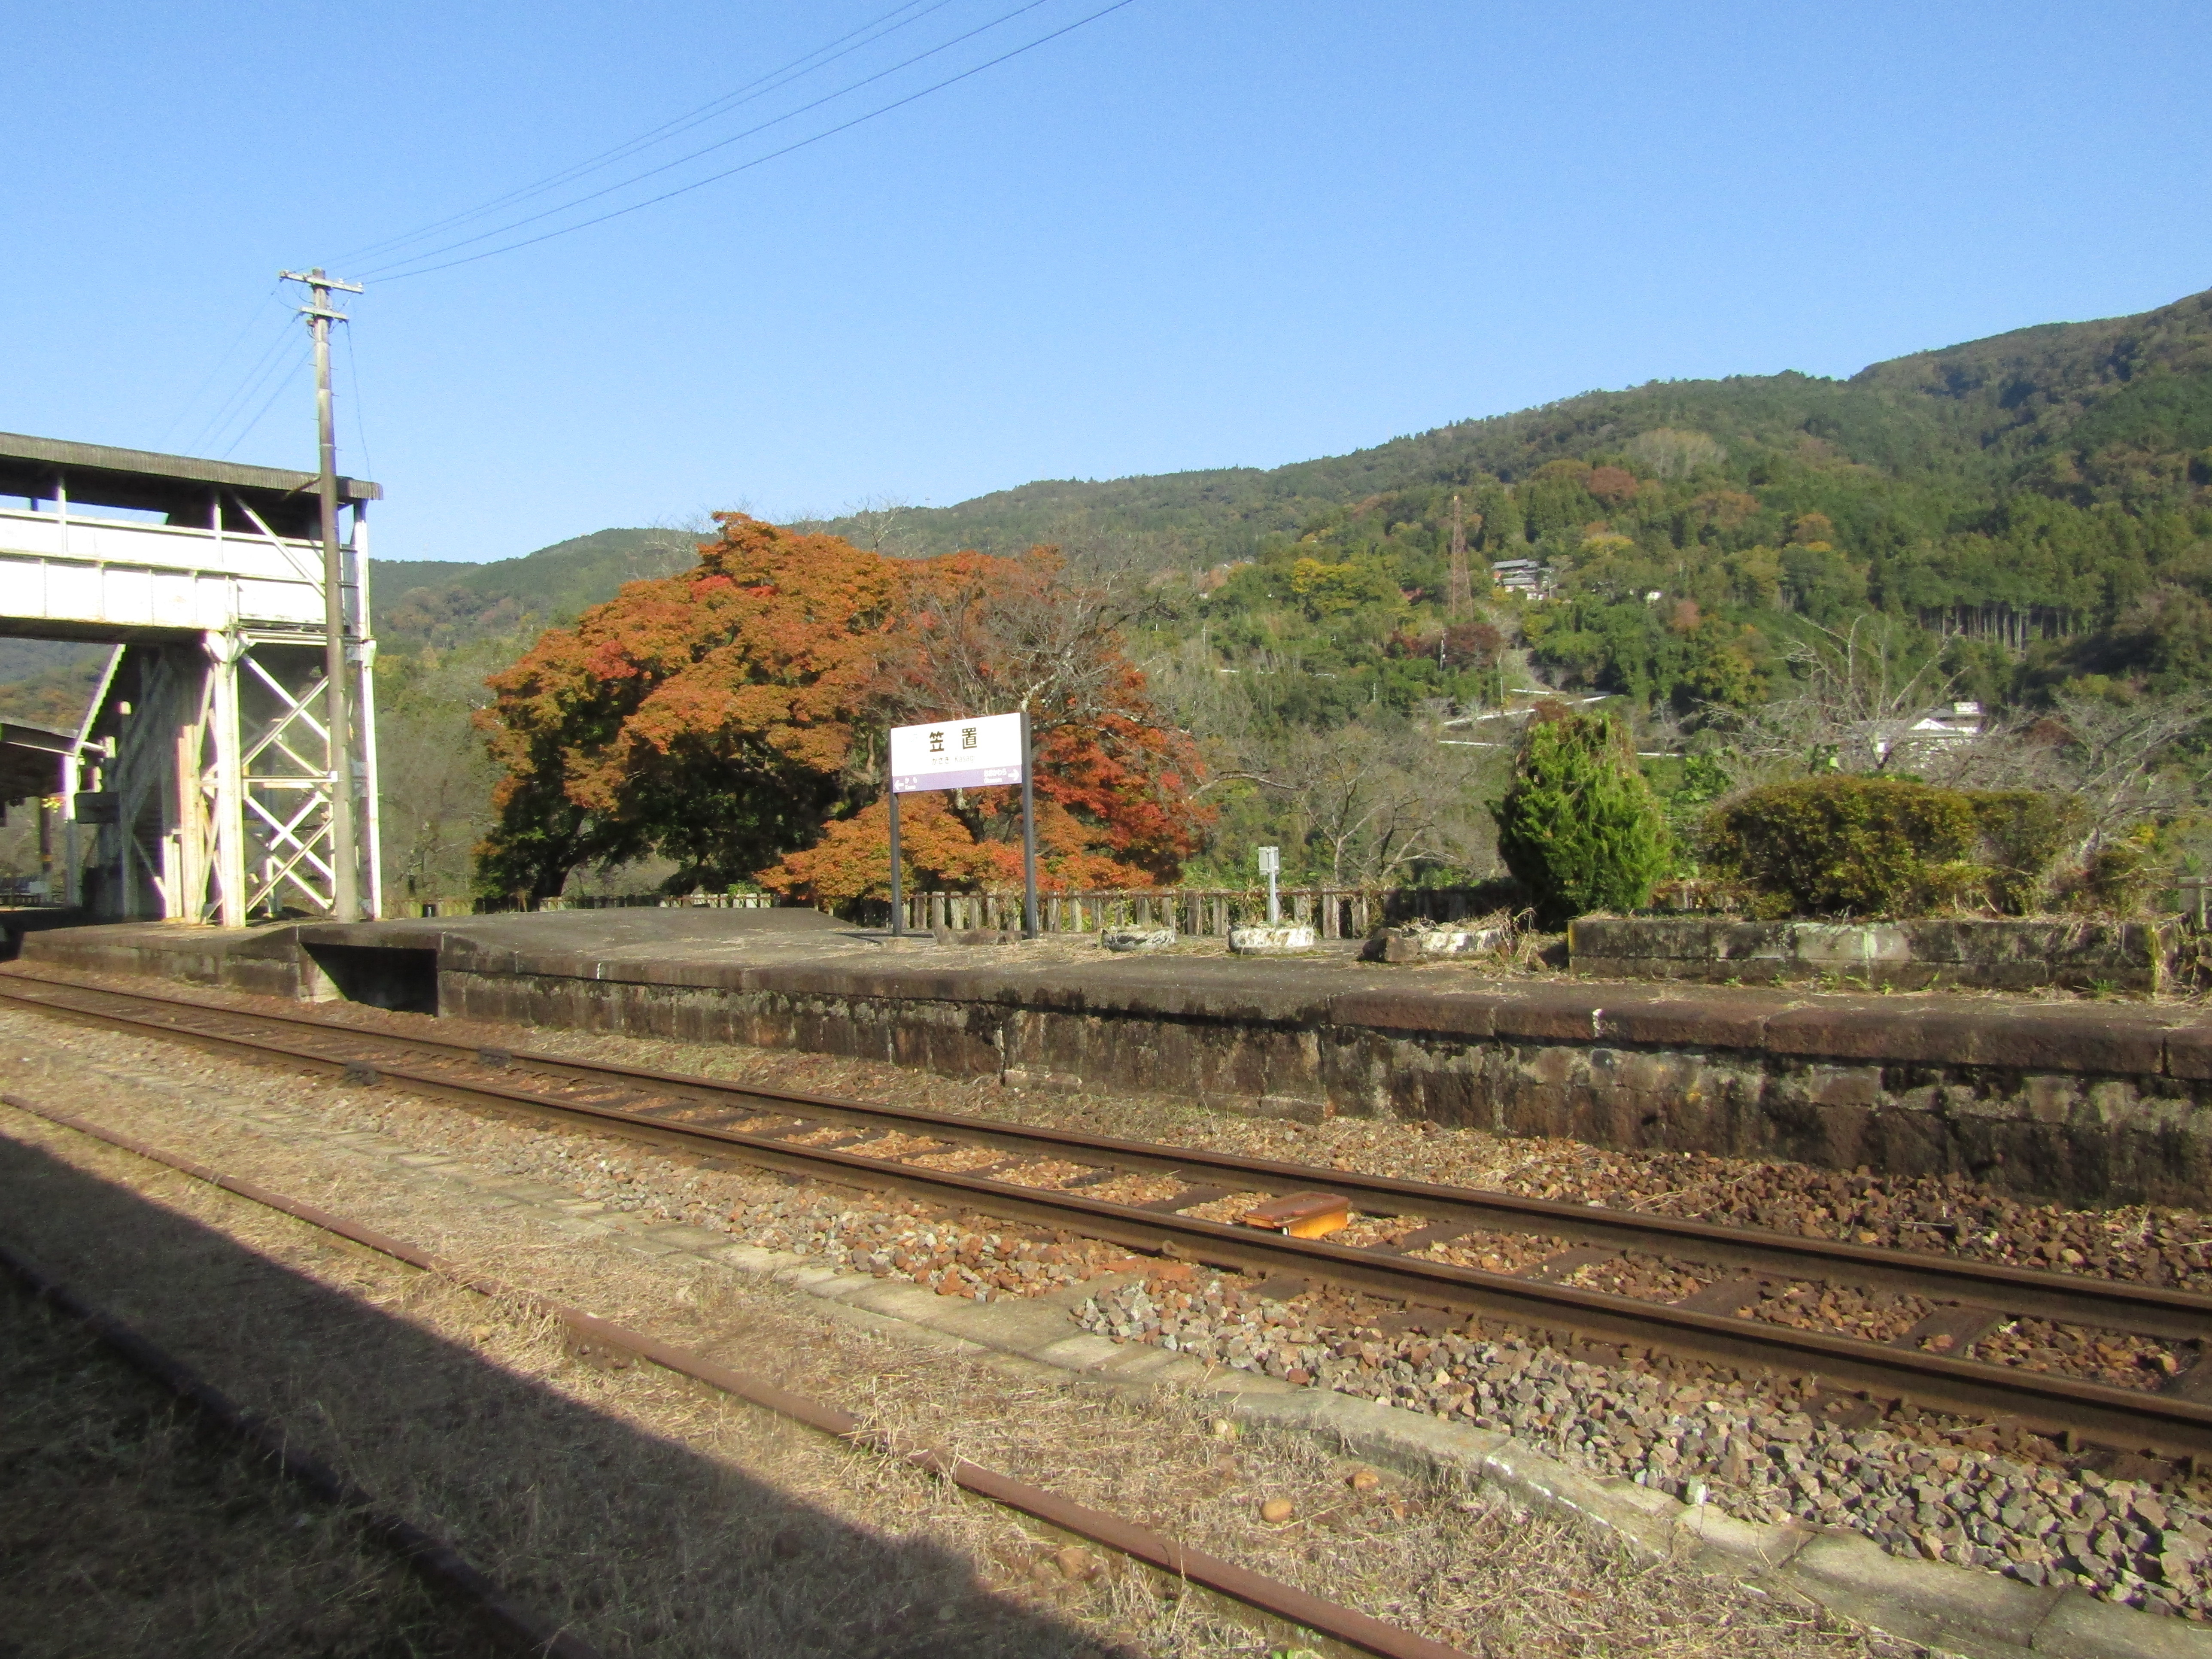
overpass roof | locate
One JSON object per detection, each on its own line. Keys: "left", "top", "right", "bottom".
{"left": 0, "top": 432, "right": 380, "bottom": 526}
{"left": 0, "top": 718, "right": 84, "bottom": 805}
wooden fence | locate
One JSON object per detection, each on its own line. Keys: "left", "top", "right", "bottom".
{"left": 396, "top": 879, "right": 2212, "bottom": 931}
{"left": 395, "top": 886, "right": 1504, "bottom": 934}
{"left": 895, "top": 886, "right": 1504, "bottom": 940}
{"left": 396, "top": 891, "right": 774, "bottom": 918}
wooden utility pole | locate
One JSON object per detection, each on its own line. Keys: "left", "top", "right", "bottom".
{"left": 279, "top": 267, "right": 365, "bottom": 922}
{"left": 1447, "top": 494, "right": 1471, "bottom": 622}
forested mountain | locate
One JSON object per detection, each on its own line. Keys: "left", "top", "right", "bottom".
{"left": 372, "top": 526, "right": 701, "bottom": 651}
{"left": 814, "top": 288, "right": 2211, "bottom": 659}
{"left": 0, "top": 640, "right": 108, "bottom": 731}
{"left": 346, "top": 286, "right": 2212, "bottom": 895}
{"left": 12, "top": 289, "right": 2201, "bottom": 895}
{"left": 778, "top": 287, "right": 2211, "bottom": 726}
{"left": 348, "top": 287, "right": 2210, "bottom": 705}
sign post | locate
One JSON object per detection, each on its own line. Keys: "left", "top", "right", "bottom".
{"left": 1018, "top": 710, "right": 1039, "bottom": 938}
{"left": 887, "top": 756, "right": 903, "bottom": 936}
{"left": 887, "top": 711, "right": 1036, "bottom": 939}
{"left": 1257, "top": 845, "right": 1281, "bottom": 923}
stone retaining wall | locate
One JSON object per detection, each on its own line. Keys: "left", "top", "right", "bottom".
{"left": 18, "top": 921, "right": 2212, "bottom": 1209}
{"left": 428, "top": 946, "right": 2212, "bottom": 1209}
{"left": 1570, "top": 916, "right": 2179, "bottom": 992}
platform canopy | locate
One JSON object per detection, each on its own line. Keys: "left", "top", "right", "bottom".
{"left": 0, "top": 719, "right": 83, "bottom": 806}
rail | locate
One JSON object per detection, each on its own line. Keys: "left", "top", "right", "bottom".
{"left": 4, "top": 967, "right": 2210, "bottom": 1464}
{"left": 2, "top": 1085, "right": 1471, "bottom": 1659}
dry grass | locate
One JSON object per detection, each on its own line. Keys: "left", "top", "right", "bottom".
{"left": 0, "top": 1014, "right": 1926, "bottom": 1659}
{"left": 0, "top": 1276, "right": 474, "bottom": 1659}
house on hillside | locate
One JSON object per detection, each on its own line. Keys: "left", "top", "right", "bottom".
{"left": 1489, "top": 558, "right": 1554, "bottom": 599}
{"left": 1863, "top": 701, "right": 1986, "bottom": 768}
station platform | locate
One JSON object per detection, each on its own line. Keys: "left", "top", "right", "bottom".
{"left": 9, "top": 911, "right": 2211, "bottom": 1206}
{"left": 0, "top": 905, "right": 88, "bottom": 960}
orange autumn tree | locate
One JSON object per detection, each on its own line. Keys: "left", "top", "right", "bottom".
{"left": 474, "top": 516, "right": 1206, "bottom": 904}
{"left": 760, "top": 547, "right": 1209, "bottom": 904}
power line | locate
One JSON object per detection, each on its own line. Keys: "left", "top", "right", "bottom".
{"left": 186, "top": 318, "right": 304, "bottom": 457}
{"left": 180, "top": 308, "right": 298, "bottom": 455}
{"left": 218, "top": 336, "right": 310, "bottom": 460}
{"left": 362, "top": 0, "right": 1055, "bottom": 279}
{"left": 374, "top": 0, "right": 1136, "bottom": 282}
{"left": 157, "top": 285, "right": 284, "bottom": 453}
{"left": 340, "top": 310, "right": 375, "bottom": 487}
{"left": 338, "top": 0, "right": 959, "bottom": 267}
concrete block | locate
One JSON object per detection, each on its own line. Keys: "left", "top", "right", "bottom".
{"left": 1597, "top": 994, "right": 1786, "bottom": 1050}
{"left": 2169, "top": 1025, "right": 2212, "bottom": 1083}
{"left": 1100, "top": 927, "right": 1175, "bottom": 953}
{"left": 1228, "top": 925, "right": 1316, "bottom": 954}
{"left": 1785, "top": 1532, "right": 2060, "bottom": 1653}
{"left": 1793, "top": 923, "right": 1915, "bottom": 966}
{"left": 1330, "top": 989, "right": 1504, "bottom": 1039}
{"left": 1567, "top": 916, "right": 2177, "bottom": 993}
{"left": 1672, "top": 1502, "right": 1807, "bottom": 1570}
{"left": 1490, "top": 986, "right": 1613, "bottom": 1042}
{"left": 2030, "top": 1589, "right": 2212, "bottom": 1656}
{"left": 1028, "top": 1334, "right": 1125, "bottom": 1370}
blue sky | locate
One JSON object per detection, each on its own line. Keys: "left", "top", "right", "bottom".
{"left": 5, "top": 0, "right": 2207, "bottom": 565}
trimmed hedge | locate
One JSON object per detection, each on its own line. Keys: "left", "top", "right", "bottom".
{"left": 1491, "top": 710, "right": 1671, "bottom": 927}
{"left": 1703, "top": 777, "right": 2077, "bottom": 919}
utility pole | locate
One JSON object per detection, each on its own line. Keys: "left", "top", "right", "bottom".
{"left": 279, "top": 267, "right": 365, "bottom": 922}
{"left": 1447, "top": 494, "right": 1472, "bottom": 623}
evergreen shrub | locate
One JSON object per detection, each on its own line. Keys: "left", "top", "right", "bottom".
{"left": 1703, "top": 777, "right": 2078, "bottom": 918}
{"left": 1491, "top": 710, "right": 1671, "bottom": 927}
{"left": 1965, "top": 790, "right": 2080, "bottom": 914}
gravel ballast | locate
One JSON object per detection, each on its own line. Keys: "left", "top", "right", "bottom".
{"left": 8, "top": 969, "right": 2211, "bottom": 1639}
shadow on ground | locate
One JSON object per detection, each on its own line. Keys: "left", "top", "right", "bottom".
{"left": 0, "top": 1133, "right": 1136, "bottom": 1659}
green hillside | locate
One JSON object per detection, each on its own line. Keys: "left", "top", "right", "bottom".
{"left": 0, "top": 641, "right": 108, "bottom": 732}
{"left": 371, "top": 526, "right": 704, "bottom": 650}
{"left": 359, "top": 289, "right": 2211, "bottom": 696}
{"left": 354, "top": 287, "right": 2210, "bottom": 897}
{"left": 813, "top": 288, "right": 2212, "bottom": 613}
{"left": 784, "top": 287, "right": 2212, "bottom": 723}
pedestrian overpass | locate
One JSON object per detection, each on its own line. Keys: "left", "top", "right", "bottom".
{"left": 0, "top": 432, "right": 382, "bottom": 925}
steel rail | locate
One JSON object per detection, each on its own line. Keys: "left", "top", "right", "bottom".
{"left": 4, "top": 969, "right": 2200, "bottom": 1339}
{"left": 0, "top": 1091, "right": 1471, "bottom": 1659}
{"left": 5, "top": 971, "right": 2210, "bottom": 1460}
{"left": 0, "top": 1233, "right": 602, "bottom": 1659}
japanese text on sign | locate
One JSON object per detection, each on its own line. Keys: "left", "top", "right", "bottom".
{"left": 889, "top": 711, "right": 1024, "bottom": 794}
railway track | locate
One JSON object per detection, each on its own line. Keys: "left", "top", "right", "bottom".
{"left": 1, "top": 1091, "right": 1466, "bottom": 1659}
{"left": 6, "top": 966, "right": 2212, "bottom": 1464}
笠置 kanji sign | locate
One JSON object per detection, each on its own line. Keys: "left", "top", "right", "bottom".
{"left": 889, "top": 711, "right": 1024, "bottom": 793}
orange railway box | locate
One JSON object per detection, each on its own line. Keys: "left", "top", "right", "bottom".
{"left": 1240, "top": 1192, "right": 1350, "bottom": 1240}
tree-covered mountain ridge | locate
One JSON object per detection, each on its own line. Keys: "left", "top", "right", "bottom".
{"left": 368, "top": 286, "right": 2211, "bottom": 698}
{"left": 818, "top": 286, "right": 2212, "bottom": 586}
{"left": 352, "top": 287, "right": 2211, "bottom": 902}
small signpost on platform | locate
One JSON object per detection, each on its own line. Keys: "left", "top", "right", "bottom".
{"left": 1257, "top": 845, "right": 1282, "bottom": 923}
{"left": 886, "top": 711, "right": 1038, "bottom": 939}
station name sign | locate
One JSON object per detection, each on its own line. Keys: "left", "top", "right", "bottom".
{"left": 889, "top": 711, "right": 1025, "bottom": 794}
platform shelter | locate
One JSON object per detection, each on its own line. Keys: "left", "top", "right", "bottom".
{"left": 0, "top": 432, "right": 382, "bottom": 924}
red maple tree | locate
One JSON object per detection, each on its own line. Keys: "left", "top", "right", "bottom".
{"left": 474, "top": 516, "right": 1206, "bottom": 904}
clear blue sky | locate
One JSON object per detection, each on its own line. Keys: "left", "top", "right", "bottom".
{"left": 5, "top": 0, "right": 2207, "bottom": 565}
